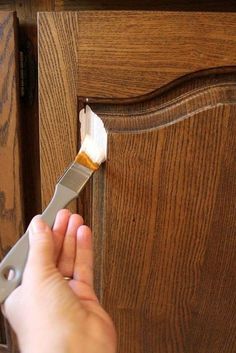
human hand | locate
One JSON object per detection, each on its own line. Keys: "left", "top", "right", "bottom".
{"left": 2, "top": 210, "right": 116, "bottom": 353}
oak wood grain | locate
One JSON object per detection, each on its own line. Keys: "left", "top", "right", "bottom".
{"left": 3, "top": 1, "right": 236, "bottom": 12}
{"left": 88, "top": 72, "right": 236, "bottom": 353}
{"left": 0, "top": 11, "right": 23, "bottom": 353}
{"left": 0, "top": 2, "right": 56, "bottom": 226}
{"left": 78, "top": 11, "right": 236, "bottom": 98}
{"left": 38, "top": 12, "right": 79, "bottom": 212}
{"left": 38, "top": 11, "right": 236, "bottom": 353}
{"left": 3, "top": 3, "right": 236, "bottom": 219}
{"left": 39, "top": 10, "right": 236, "bottom": 205}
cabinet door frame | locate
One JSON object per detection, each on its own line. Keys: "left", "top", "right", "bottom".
{"left": 38, "top": 11, "right": 236, "bottom": 353}
{"left": 38, "top": 10, "right": 236, "bottom": 209}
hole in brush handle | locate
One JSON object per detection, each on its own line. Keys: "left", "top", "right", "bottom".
{"left": 2, "top": 266, "right": 16, "bottom": 281}
{"left": 0, "top": 264, "right": 23, "bottom": 303}
{"left": 0, "top": 231, "right": 29, "bottom": 302}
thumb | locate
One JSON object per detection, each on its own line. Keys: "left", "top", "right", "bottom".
{"left": 26, "top": 217, "right": 55, "bottom": 271}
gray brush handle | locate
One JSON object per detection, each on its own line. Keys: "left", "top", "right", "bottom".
{"left": 0, "top": 184, "right": 77, "bottom": 303}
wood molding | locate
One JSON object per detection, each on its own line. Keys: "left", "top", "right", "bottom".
{"left": 82, "top": 68, "right": 236, "bottom": 131}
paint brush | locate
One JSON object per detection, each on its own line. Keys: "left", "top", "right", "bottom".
{"left": 0, "top": 134, "right": 106, "bottom": 303}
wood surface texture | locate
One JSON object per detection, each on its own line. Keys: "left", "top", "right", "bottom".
{"left": 53, "top": 0, "right": 236, "bottom": 11}
{"left": 38, "top": 11, "right": 236, "bottom": 353}
{"left": 39, "top": 10, "right": 236, "bottom": 203}
{"left": 0, "top": 3, "right": 235, "bottom": 353}
{"left": 0, "top": 11, "right": 23, "bottom": 353}
{"left": 38, "top": 12, "right": 79, "bottom": 213}
{"left": 88, "top": 72, "right": 236, "bottom": 353}
{"left": 1, "top": 2, "right": 236, "bottom": 224}
{"left": 2, "top": 1, "right": 236, "bottom": 12}
{"left": 78, "top": 11, "right": 236, "bottom": 98}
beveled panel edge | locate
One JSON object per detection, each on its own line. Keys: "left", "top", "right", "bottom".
{"left": 78, "top": 67, "right": 236, "bottom": 132}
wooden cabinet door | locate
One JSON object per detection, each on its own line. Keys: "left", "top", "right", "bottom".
{"left": 0, "top": 11, "right": 23, "bottom": 353}
{"left": 38, "top": 12, "right": 236, "bottom": 353}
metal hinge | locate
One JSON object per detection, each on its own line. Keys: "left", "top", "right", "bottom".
{"left": 19, "top": 37, "right": 36, "bottom": 106}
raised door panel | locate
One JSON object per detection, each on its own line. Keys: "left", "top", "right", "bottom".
{"left": 87, "top": 73, "right": 236, "bottom": 353}
{"left": 77, "top": 11, "right": 236, "bottom": 98}
{"left": 38, "top": 11, "right": 236, "bottom": 353}
{"left": 38, "top": 11, "right": 236, "bottom": 206}
{"left": 0, "top": 11, "right": 23, "bottom": 353}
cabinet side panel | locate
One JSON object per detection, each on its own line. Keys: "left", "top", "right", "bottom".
{"left": 0, "top": 11, "right": 23, "bottom": 353}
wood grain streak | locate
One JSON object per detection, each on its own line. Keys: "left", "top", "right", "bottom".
{"left": 38, "top": 11, "right": 236, "bottom": 353}
{"left": 88, "top": 74, "right": 236, "bottom": 353}
{"left": 78, "top": 11, "right": 236, "bottom": 98}
{"left": 0, "top": 11, "right": 23, "bottom": 353}
{"left": 54, "top": 0, "right": 236, "bottom": 11}
{"left": 87, "top": 71, "right": 236, "bottom": 131}
{"left": 2, "top": 0, "right": 236, "bottom": 12}
{"left": 38, "top": 12, "right": 79, "bottom": 210}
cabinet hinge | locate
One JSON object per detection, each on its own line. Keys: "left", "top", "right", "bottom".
{"left": 19, "top": 37, "right": 36, "bottom": 106}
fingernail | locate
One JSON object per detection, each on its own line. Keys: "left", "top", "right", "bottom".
{"left": 31, "top": 217, "right": 48, "bottom": 233}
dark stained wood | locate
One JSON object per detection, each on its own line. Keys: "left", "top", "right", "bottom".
{"left": 17, "top": 27, "right": 41, "bottom": 225}
{"left": 38, "top": 11, "right": 236, "bottom": 353}
{"left": 3, "top": 1, "right": 236, "bottom": 12}
{"left": 0, "top": 2, "right": 56, "bottom": 226}
{"left": 0, "top": 11, "right": 23, "bottom": 353}
{"left": 78, "top": 11, "right": 236, "bottom": 98}
{"left": 0, "top": 11, "right": 23, "bottom": 254}
{"left": 2, "top": 3, "right": 236, "bottom": 223}
{"left": 14, "top": 1, "right": 55, "bottom": 223}
{"left": 87, "top": 71, "right": 236, "bottom": 353}
{"left": 38, "top": 12, "right": 79, "bottom": 212}
{"left": 1, "top": 0, "right": 236, "bottom": 221}
{"left": 49, "top": 0, "right": 236, "bottom": 11}
{"left": 39, "top": 10, "right": 236, "bottom": 202}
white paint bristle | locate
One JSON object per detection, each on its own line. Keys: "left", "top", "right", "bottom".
{"left": 79, "top": 134, "right": 105, "bottom": 165}
{"left": 79, "top": 106, "right": 107, "bottom": 164}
